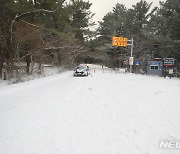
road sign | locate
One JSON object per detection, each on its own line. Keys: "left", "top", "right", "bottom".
{"left": 124, "top": 60, "right": 128, "bottom": 65}
{"left": 169, "top": 69, "right": 173, "bottom": 75}
{"left": 136, "top": 61, "right": 140, "bottom": 66}
{"left": 164, "top": 58, "right": 175, "bottom": 67}
{"left": 112, "top": 36, "right": 118, "bottom": 46}
{"left": 112, "top": 36, "right": 127, "bottom": 47}
{"left": 129, "top": 57, "right": 134, "bottom": 65}
{"left": 112, "top": 36, "right": 134, "bottom": 73}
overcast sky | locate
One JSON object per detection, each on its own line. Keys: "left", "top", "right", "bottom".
{"left": 89, "top": 0, "right": 160, "bottom": 26}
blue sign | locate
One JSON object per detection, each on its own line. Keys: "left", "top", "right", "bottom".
{"left": 136, "top": 61, "right": 140, "bottom": 66}
{"left": 148, "top": 61, "right": 162, "bottom": 66}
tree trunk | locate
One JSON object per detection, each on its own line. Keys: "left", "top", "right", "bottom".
{"left": 0, "top": 47, "right": 6, "bottom": 78}
{"left": 26, "top": 55, "right": 31, "bottom": 74}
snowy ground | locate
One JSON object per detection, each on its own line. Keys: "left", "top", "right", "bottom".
{"left": 0, "top": 65, "right": 180, "bottom": 154}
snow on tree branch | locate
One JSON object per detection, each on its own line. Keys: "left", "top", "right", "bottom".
{"left": 15, "top": 9, "right": 56, "bottom": 20}
{"left": 10, "top": 9, "right": 57, "bottom": 43}
{"left": 19, "top": 19, "right": 52, "bottom": 32}
{"left": 44, "top": 47, "right": 65, "bottom": 50}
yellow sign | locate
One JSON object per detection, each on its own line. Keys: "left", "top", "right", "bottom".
{"left": 112, "top": 36, "right": 127, "bottom": 47}
{"left": 169, "top": 69, "right": 173, "bottom": 75}
{"left": 112, "top": 36, "right": 118, "bottom": 46}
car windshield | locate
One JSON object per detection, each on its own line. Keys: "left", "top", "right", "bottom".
{"left": 77, "top": 65, "right": 86, "bottom": 69}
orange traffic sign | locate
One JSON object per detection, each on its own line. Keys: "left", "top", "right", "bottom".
{"left": 112, "top": 36, "right": 127, "bottom": 47}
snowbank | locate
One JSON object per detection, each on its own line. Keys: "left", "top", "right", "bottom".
{"left": 0, "top": 66, "right": 180, "bottom": 154}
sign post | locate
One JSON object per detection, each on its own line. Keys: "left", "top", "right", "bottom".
{"left": 112, "top": 36, "right": 134, "bottom": 73}
{"left": 135, "top": 61, "right": 140, "bottom": 74}
{"left": 163, "top": 58, "right": 175, "bottom": 78}
{"left": 129, "top": 38, "right": 134, "bottom": 73}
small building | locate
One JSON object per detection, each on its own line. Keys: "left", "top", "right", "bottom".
{"left": 147, "top": 59, "right": 163, "bottom": 76}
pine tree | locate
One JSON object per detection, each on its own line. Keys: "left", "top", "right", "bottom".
{"left": 68, "top": 0, "right": 95, "bottom": 41}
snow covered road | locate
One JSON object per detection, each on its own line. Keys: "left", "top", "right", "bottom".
{"left": 0, "top": 66, "right": 180, "bottom": 154}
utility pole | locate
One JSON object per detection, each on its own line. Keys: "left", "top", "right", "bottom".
{"left": 129, "top": 38, "right": 134, "bottom": 73}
